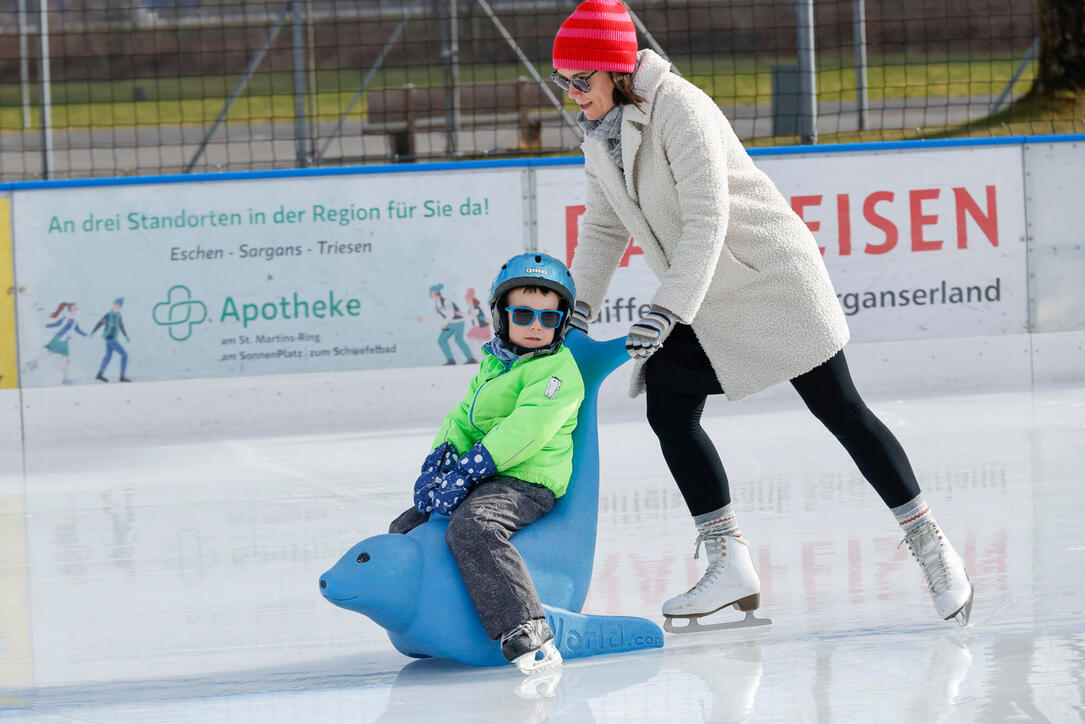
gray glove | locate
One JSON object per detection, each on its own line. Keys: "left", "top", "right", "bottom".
{"left": 625, "top": 307, "right": 675, "bottom": 359}
{"left": 568, "top": 301, "right": 592, "bottom": 335}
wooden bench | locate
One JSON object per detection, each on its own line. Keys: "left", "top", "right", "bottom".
{"left": 366, "top": 77, "right": 557, "bottom": 159}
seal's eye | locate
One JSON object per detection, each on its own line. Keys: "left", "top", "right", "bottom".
{"left": 357, "top": 552, "right": 371, "bottom": 563}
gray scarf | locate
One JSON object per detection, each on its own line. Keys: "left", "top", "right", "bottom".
{"left": 578, "top": 105, "right": 625, "bottom": 171}
{"left": 484, "top": 336, "right": 520, "bottom": 365}
{"left": 484, "top": 335, "right": 557, "bottom": 365}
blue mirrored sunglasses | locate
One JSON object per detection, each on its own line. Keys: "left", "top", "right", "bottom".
{"left": 505, "top": 306, "right": 566, "bottom": 329}
{"left": 550, "top": 69, "right": 598, "bottom": 93}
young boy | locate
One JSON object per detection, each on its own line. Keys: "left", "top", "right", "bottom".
{"left": 389, "top": 252, "right": 585, "bottom": 675}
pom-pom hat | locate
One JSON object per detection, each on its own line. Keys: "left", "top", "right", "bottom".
{"left": 552, "top": 0, "right": 638, "bottom": 74}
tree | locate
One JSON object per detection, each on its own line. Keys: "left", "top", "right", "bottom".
{"left": 1030, "top": 0, "right": 1085, "bottom": 94}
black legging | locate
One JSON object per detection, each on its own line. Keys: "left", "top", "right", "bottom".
{"left": 646, "top": 350, "right": 920, "bottom": 516}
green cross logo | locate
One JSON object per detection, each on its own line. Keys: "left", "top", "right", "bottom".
{"left": 153, "top": 285, "right": 208, "bottom": 341}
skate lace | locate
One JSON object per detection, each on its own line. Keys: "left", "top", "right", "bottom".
{"left": 501, "top": 622, "right": 534, "bottom": 645}
{"left": 687, "top": 535, "right": 748, "bottom": 595}
{"left": 693, "top": 531, "right": 746, "bottom": 560}
{"left": 687, "top": 559, "right": 726, "bottom": 595}
{"left": 900, "top": 521, "right": 951, "bottom": 593}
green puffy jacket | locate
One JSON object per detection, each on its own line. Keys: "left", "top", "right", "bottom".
{"left": 433, "top": 345, "right": 585, "bottom": 498}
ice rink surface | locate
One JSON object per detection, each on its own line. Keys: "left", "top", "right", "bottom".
{"left": 2, "top": 382, "right": 1084, "bottom": 723}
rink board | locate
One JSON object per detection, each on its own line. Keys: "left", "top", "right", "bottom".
{"left": 1023, "top": 141, "right": 1085, "bottom": 333}
{"left": 7, "top": 138, "right": 1075, "bottom": 390}
{"left": 1, "top": 136, "right": 1083, "bottom": 445}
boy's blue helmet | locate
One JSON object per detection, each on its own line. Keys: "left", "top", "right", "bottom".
{"left": 489, "top": 252, "right": 577, "bottom": 348}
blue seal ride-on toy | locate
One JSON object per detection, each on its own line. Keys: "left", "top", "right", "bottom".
{"left": 319, "top": 331, "right": 664, "bottom": 666}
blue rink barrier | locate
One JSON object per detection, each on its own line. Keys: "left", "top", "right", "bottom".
{"left": 319, "top": 332, "right": 665, "bottom": 666}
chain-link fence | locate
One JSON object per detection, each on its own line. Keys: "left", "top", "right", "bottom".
{"left": 0, "top": 0, "right": 1067, "bottom": 181}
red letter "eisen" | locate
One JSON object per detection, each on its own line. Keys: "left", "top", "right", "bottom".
{"left": 863, "top": 191, "right": 897, "bottom": 254}
{"left": 910, "top": 188, "right": 942, "bottom": 251}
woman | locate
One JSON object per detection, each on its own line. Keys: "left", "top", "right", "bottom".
{"left": 552, "top": 0, "right": 973, "bottom": 627}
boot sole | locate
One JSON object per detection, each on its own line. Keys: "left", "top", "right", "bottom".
{"left": 664, "top": 592, "right": 760, "bottom": 619}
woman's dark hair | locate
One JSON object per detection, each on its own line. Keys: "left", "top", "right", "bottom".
{"left": 610, "top": 72, "right": 645, "bottom": 109}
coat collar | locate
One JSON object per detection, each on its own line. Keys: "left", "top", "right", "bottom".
{"left": 625, "top": 49, "right": 672, "bottom": 123}
{"left": 582, "top": 50, "right": 674, "bottom": 203}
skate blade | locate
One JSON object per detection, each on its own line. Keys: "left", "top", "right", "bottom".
{"left": 948, "top": 583, "right": 975, "bottom": 627}
{"left": 513, "top": 641, "right": 563, "bottom": 675}
{"left": 664, "top": 610, "right": 773, "bottom": 634}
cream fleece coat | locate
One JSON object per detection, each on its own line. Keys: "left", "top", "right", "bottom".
{"left": 572, "top": 49, "right": 851, "bottom": 401}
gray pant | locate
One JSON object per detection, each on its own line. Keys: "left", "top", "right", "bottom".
{"left": 389, "top": 476, "right": 555, "bottom": 639}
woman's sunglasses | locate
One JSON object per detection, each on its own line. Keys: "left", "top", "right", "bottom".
{"left": 550, "top": 69, "right": 598, "bottom": 93}
{"left": 505, "top": 306, "right": 566, "bottom": 329}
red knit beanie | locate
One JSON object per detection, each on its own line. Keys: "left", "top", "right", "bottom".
{"left": 552, "top": 0, "right": 638, "bottom": 73}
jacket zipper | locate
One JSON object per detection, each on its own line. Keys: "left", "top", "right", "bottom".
{"left": 468, "top": 357, "right": 517, "bottom": 434}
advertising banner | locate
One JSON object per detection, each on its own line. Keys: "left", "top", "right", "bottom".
{"left": 537, "top": 147, "right": 1028, "bottom": 342}
{"left": 13, "top": 170, "right": 524, "bottom": 386}
{"left": 0, "top": 196, "right": 16, "bottom": 390}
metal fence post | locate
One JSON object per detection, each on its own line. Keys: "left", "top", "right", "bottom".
{"left": 292, "top": 1, "right": 310, "bottom": 168}
{"left": 18, "top": 0, "right": 31, "bottom": 129}
{"left": 796, "top": 0, "right": 818, "bottom": 144}
{"left": 306, "top": 0, "right": 319, "bottom": 161}
{"left": 853, "top": 0, "right": 868, "bottom": 131}
{"left": 441, "top": 0, "right": 462, "bottom": 157}
{"left": 38, "top": 0, "right": 52, "bottom": 179}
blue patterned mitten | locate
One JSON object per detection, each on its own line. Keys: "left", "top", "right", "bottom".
{"left": 414, "top": 443, "right": 460, "bottom": 514}
{"left": 432, "top": 441, "right": 498, "bottom": 516}
{"left": 422, "top": 442, "right": 460, "bottom": 474}
{"left": 413, "top": 470, "right": 441, "bottom": 514}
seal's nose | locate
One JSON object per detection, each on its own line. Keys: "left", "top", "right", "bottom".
{"left": 320, "top": 579, "right": 327, "bottom": 589}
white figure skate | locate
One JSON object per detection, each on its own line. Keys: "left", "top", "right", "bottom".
{"left": 903, "top": 519, "right": 974, "bottom": 626}
{"left": 501, "top": 619, "right": 563, "bottom": 675}
{"left": 662, "top": 535, "right": 771, "bottom": 633}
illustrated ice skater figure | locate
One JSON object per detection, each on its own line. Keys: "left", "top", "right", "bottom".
{"left": 391, "top": 253, "right": 584, "bottom": 674}
{"left": 92, "top": 297, "right": 131, "bottom": 383}
{"left": 464, "top": 287, "right": 493, "bottom": 360}
{"left": 27, "top": 302, "right": 88, "bottom": 385}
{"left": 428, "top": 283, "right": 477, "bottom": 365}
{"left": 549, "top": 0, "right": 973, "bottom": 631}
